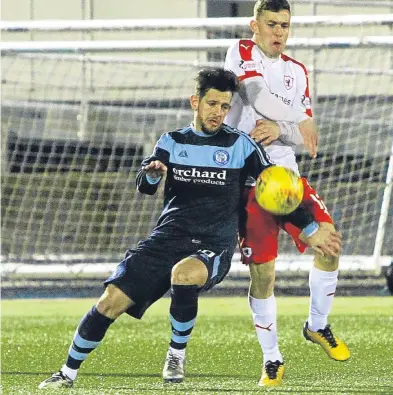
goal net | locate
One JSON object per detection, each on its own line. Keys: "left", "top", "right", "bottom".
{"left": 1, "top": 41, "right": 392, "bottom": 287}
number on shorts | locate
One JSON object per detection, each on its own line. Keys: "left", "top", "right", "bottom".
{"left": 310, "top": 193, "right": 329, "bottom": 215}
{"left": 200, "top": 249, "right": 215, "bottom": 258}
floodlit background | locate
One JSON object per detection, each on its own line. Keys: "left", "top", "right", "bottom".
{"left": 1, "top": 0, "right": 392, "bottom": 296}
{"left": 1, "top": 2, "right": 393, "bottom": 394}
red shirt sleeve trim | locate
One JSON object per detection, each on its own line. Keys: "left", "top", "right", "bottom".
{"left": 238, "top": 71, "right": 263, "bottom": 81}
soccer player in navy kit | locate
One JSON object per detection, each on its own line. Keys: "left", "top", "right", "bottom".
{"left": 39, "top": 68, "right": 341, "bottom": 389}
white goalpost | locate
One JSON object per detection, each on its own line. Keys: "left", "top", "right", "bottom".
{"left": 1, "top": 15, "right": 392, "bottom": 285}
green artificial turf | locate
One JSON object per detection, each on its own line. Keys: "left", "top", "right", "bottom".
{"left": 1, "top": 297, "right": 393, "bottom": 394}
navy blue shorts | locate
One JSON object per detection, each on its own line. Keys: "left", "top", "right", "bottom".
{"left": 104, "top": 233, "right": 236, "bottom": 319}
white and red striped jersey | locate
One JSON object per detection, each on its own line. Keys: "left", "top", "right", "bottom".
{"left": 224, "top": 39, "right": 312, "bottom": 173}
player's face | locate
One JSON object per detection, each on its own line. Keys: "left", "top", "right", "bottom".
{"left": 190, "top": 88, "right": 232, "bottom": 134}
{"left": 251, "top": 9, "right": 291, "bottom": 58}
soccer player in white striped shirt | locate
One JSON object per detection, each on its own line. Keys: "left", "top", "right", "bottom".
{"left": 224, "top": 0, "right": 350, "bottom": 387}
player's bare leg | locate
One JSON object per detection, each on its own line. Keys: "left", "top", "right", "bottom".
{"left": 249, "top": 261, "right": 285, "bottom": 387}
{"left": 163, "top": 256, "right": 208, "bottom": 383}
{"left": 39, "top": 285, "right": 134, "bottom": 389}
{"left": 301, "top": 222, "right": 350, "bottom": 361}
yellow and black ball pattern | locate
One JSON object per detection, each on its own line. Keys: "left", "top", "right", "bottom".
{"left": 255, "top": 166, "right": 304, "bottom": 215}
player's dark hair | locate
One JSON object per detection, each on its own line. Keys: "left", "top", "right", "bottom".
{"left": 254, "top": 0, "right": 291, "bottom": 19}
{"left": 194, "top": 68, "right": 240, "bottom": 98}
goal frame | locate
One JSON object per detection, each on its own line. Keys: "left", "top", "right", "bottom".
{"left": 1, "top": 14, "right": 392, "bottom": 275}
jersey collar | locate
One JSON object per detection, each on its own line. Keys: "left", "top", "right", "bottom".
{"left": 190, "top": 123, "right": 220, "bottom": 137}
{"left": 253, "top": 41, "right": 282, "bottom": 67}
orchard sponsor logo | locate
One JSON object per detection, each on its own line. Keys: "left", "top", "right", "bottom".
{"left": 173, "top": 167, "right": 227, "bottom": 185}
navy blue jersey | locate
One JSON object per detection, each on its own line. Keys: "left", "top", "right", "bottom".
{"left": 136, "top": 123, "right": 272, "bottom": 245}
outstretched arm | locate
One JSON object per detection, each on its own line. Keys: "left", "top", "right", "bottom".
{"left": 250, "top": 118, "right": 319, "bottom": 159}
{"left": 136, "top": 134, "right": 171, "bottom": 195}
{"left": 283, "top": 206, "right": 342, "bottom": 257}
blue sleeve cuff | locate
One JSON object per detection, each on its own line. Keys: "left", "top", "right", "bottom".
{"left": 146, "top": 174, "right": 161, "bottom": 185}
{"left": 302, "top": 221, "right": 319, "bottom": 238}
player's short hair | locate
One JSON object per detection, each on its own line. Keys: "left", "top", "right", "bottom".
{"left": 194, "top": 68, "right": 240, "bottom": 98}
{"left": 253, "top": 0, "right": 291, "bottom": 19}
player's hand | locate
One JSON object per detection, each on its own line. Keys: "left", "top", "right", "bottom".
{"left": 143, "top": 160, "right": 167, "bottom": 179}
{"left": 250, "top": 120, "right": 280, "bottom": 146}
{"left": 301, "top": 226, "right": 342, "bottom": 257}
{"left": 299, "top": 118, "right": 319, "bottom": 158}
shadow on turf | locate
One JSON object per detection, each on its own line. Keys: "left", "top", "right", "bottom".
{"left": 3, "top": 372, "right": 392, "bottom": 394}
{"left": 1, "top": 371, "right": 248, "bottom": 379}
{"left": 108, "top": 384, "right": 393, "bottom": 394}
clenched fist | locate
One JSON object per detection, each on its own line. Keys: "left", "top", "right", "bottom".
{"left": 143, "top": 160, "right": 167, "bottom": 179}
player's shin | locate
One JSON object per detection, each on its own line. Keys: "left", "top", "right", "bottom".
{"left": 305, "top": 259, "right": 350, "bottom": 361}
{"left": 163, "top": 285, "right": 197, "bottom": 383}
{"left": 249, "top": 294, "right": 282, "bottom": 364}
{"left": 39, "top": 306, "right": 115, "bottom": 389}
{"left": 64, "top": 306, "right": 115, "bottom": 379}
{"left": 248, "top": 262, "right": 282, "bottom": 364}
{"left": 308, "top": 264, "right": 338, "bottom": 331}
{"left": 169, "top": 284, "right": 198, "bottom": 352}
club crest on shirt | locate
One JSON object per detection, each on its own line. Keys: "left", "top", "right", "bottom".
{"left": 284, "top": 75, "right": 294, "bottom": 90}
{"left": 242, "top": 247, "right": 252, "bottom": 258}
{"left": 213, "top": 150, "right": 230, "bottom": 166}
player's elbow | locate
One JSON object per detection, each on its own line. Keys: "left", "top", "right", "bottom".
{"left": 137, "top": 185, "right": 156, "bottom": 195}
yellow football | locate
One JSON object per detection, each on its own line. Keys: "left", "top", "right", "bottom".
{"left": 255, "top": 166, "right": 304, "bottom": 215}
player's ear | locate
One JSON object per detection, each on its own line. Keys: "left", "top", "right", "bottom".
{"left": 190, "top": 95, "right": 199, "bottom": 111}
{"left": 250, "top": 19, "right": 258, "bottom": 34}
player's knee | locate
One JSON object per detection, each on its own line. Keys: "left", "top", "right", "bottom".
{"left": 249, "top": 261, "right": 275, "bottom": 298}
{"left": 171, "top": 257, "right": 208, "bottom": 287}
{"left": 96, "top": 284, "right": 133, "bottom": 319}
{"left": 316, "top": 222, "right": 340, "bottom": 269}
{"left": 314, "top": 254, "right": 339, "bottom": 271}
